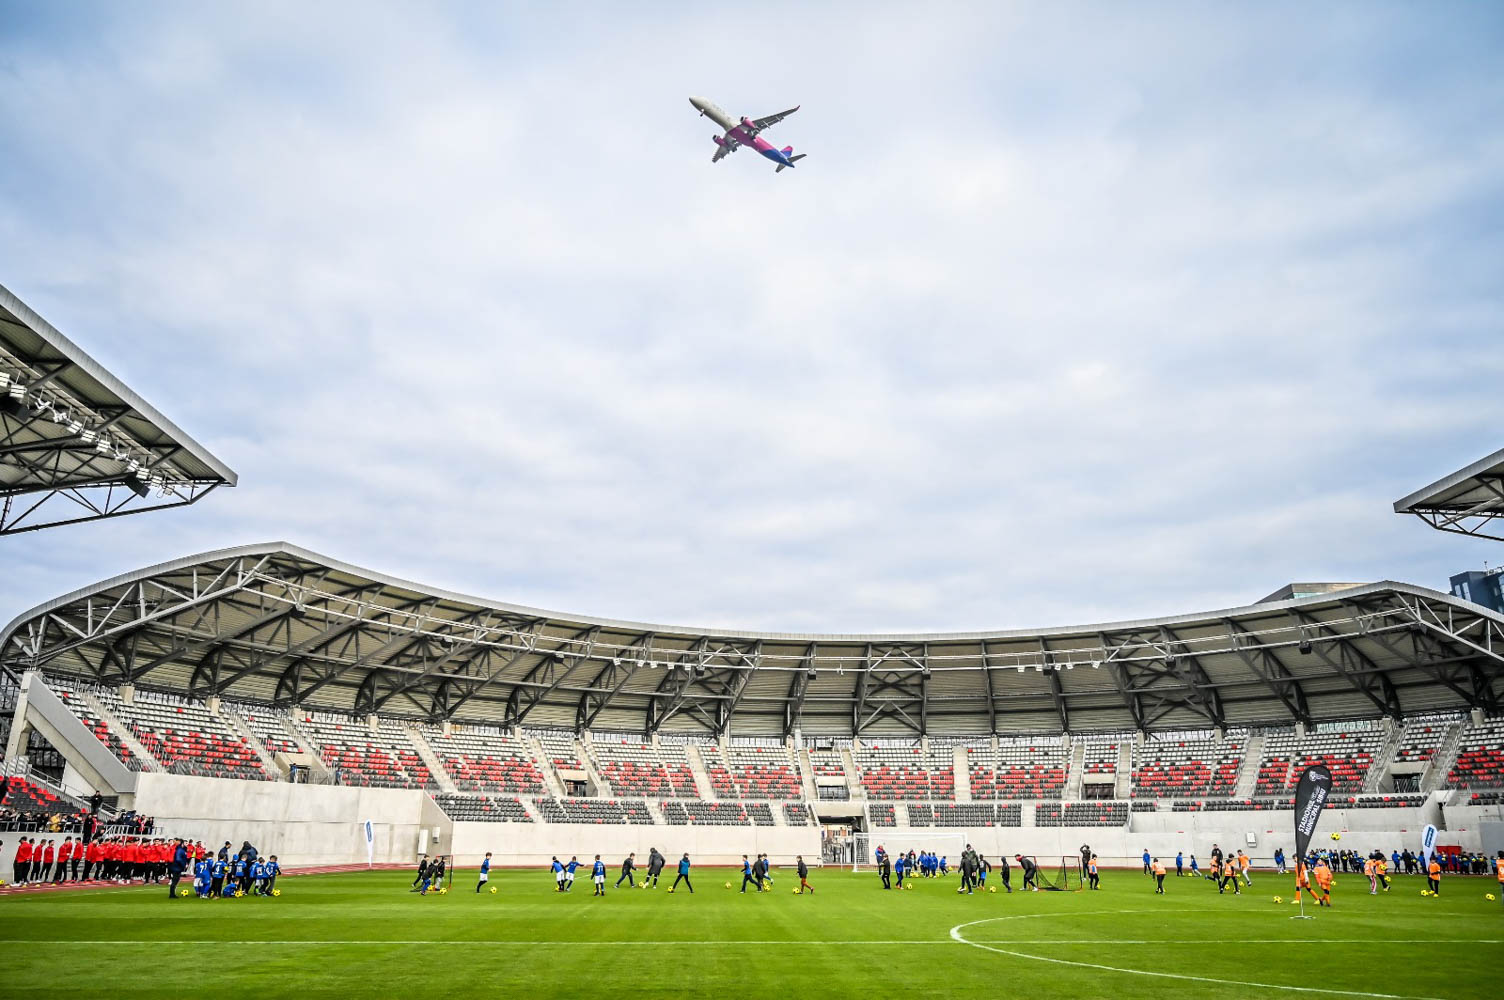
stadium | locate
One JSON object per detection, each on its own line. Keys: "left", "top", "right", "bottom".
{"left": 4, "top": 8, "right": 1504, "bottom": 1000}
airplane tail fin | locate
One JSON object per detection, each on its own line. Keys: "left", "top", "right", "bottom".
{"left": 776, "top": 151, "right": 807, "bottom": 173}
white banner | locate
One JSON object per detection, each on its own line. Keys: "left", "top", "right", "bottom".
{"left": 1420, "top": 823, "right": 1437, "bottom": 870}
{"left": 363, "top": 819, "right": 375, "bottom": 869}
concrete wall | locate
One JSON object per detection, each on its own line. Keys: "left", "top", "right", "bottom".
{"left": 131, "top": 773, "right": 429, "bottom": 867}
{"left": 126, "top": 772, "right": 821, "bottom": 868}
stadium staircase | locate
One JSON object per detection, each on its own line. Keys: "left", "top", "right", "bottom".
{"left": 1365, "top": 723, "right": 1406, "bottom": 793}
{"left": 683, "top": 744, "right": 718, "bottom": 799}
{"left": 1233, "top": 734, "right": 1265, "bottom": 798}
{"left": 642, "top": 799, "right": 666, "bottom": 824}
{"left": 796, "top": 747, "right": 820, "bottom": 801}
{"left": 838, "top": 748, "right": 862, "bottom": 799}
{"left": 1423, "top": 720, "right": 1468, "bottom": 793}
{"left": 952, "top": 746, "right": 971, "bottom": 802}
{"left": 1064, "top": 739, "right": 1086, "bottom": 799}
{"left": 1114, "top": 742, "right": 1132, "bottom": 799}
{"left": 216, "top": 703, "right": 281, "bottom": 778}
{"left": 770, "top": 800, "right": 787, "bottom": 826}
{"left": 573, "top": 737, "right": 611, "bottom": 795}
{"left": 82, "top": 690, "right": 163, "bottom": 772}
{"left": 281, "top": 716, "right": 337, "bottom": 781}
{"left": 524, "top": 734, "right": 569, "bottom": 798}
{"left": 405, "top": 727, "right": 459, "bottom": 793}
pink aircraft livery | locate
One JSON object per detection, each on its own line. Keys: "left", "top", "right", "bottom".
{"left": 690, "top": 97, "right": 805, "bottom": 172}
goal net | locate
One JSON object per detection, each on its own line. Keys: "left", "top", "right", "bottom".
{"left": 1027, "top": 855, "right": 1081, "bottom": 892}
{"left": 852, "top": 832, "right": 969, "bottom": 873}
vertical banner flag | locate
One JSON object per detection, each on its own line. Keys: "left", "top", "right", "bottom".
{"left": 1292, "top": 764, "right": 1333, "bottom": 863}
{"left": 363, "top": 820, "right": 375, "bottom": 869}
{"left": 1420, "top": 824, "right": 1437, "bottom": 870}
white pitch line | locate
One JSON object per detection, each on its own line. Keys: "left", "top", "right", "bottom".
{"left": 950, "top": 914, "right": 1458, "bottom": 1000}
{"left": 0, "top": 939, "right": 959, "bottom": 946}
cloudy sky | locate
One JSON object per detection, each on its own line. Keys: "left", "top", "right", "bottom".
{"left": 1, "top": 1, "right": 1500, "bottom": 635}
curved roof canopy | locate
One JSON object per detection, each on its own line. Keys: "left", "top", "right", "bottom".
{"left": 0, "top": 283, "right": 236, "bottom": 533}
{"left": 1394, "top": 447, "right": 1504, "bottom": 542}
{"left": 3, "top": 542, "right": 1501, "bottom": 737}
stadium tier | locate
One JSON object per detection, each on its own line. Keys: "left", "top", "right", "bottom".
{"left": 428, "top": 726, "right": 546, "bottom": 795}
{"left": 1132, "top": 733, "right": 1243, "bottom": 799}
{"left": 1447, "top": 717, "right": 1504, "bottom": 788}
{"left": 0, "top": 544, "right": 1501, "bottom": 868}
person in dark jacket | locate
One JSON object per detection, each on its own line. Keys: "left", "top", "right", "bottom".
{"left": 878, "top": 849, "right": 892, "bottom": 889}
{"left": 645, "top": 847, "right": 665, "bottom": 888}
{"left": 166, "top": 839, "right": 188, "bottom": 899}
{"left": 615, "top": 853, "right": 637, "bottom": 888}
{"left": 796, "top": 855, "right": 813, "bottom": 894}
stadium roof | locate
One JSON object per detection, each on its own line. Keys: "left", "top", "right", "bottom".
{"left": 1394, "top": 447, "right": 1504, "bottom": 542}
{"left": 3, "top": 542, "right": 1501, "bottom": 738}
{"left": 0, "top": 283, "right": 236, "bottom": 533}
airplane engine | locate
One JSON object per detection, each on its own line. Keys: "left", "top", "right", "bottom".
{"left": 740, "top": 116, "right": 754, "bottom": 129}
{"left": 712, "top": 135, "right": 725, "bottom": 146}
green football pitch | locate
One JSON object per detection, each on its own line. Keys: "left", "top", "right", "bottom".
{"left": 2, "top": 868, "right": 1500, "bottom": 999}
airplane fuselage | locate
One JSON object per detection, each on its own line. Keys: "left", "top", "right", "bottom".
{"left": 690, "top": 96, "right": 798, "bottom": 169}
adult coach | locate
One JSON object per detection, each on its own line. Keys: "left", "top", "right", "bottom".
{"left": 1016, "top": 854, "right": 1038, "bottom": 892}
{"left": 645, "top": 847, "right": 665, "bottom": 888}
{"left": 167, "top": 839, "right": 188, "bottom": 899}
{"left": 1079, "top": 843, "right": 1091, "bottom": 880}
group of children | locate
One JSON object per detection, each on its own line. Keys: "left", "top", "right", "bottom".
{"left": 190, "top": 852, "right": 281, "bottom": 898}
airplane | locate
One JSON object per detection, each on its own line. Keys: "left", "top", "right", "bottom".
{"left": 689, "top": 96, "right": 805, "bottom": 172}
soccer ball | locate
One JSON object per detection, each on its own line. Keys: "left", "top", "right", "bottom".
{"left": 905, "top": 884, "right": 912, "bottom": 891}
{"left": 234, "top": 890, "right": 244, "bottom": 897}
{"left": 1330, "top": 832, "right": 1341, "bottom": 841}
{"left": 1487, "top": 894, "right": 1496, "bottom": 901}
{"left": 724, "top": 882, "right": 731, "bottom": 889}
{"left": 1273, "top": 896, "right": 1283, "bottom": 904}
{"left": 1421, "top": 890, "right": 1431, "bottom": 897}
{"left": 438, "top": 887, "right": 448, "bottom": 895}
{"left": 490, "top": 886, "right": 498, "bottom": 894}
{"left": 667, "top": 888, "right": 674, "bottom": 894}
{"left": 272, "top": 889, "right": 281, "bottom": 897}
{"left": 989, "top": 886, "right": 997, "bottom": 893}
{"left": 793, "top": 888, "right": 800, "bottom": 895}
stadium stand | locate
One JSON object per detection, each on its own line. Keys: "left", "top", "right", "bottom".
{"left": 855, "top": 742, "right": 954, "bottom": 800}
{"left": 535, "top": 798, "right": 653, "bottom": 825}
{"left": 660, "top": 801, "right": 753, "bottom": 826}
{"left": 590, "top": 735, "right": 683, "bottom": 798}
{"left": 1132, "top": 732, "right": 1243, "bottom": 798}
{"left": 1036, "top": 801, "right": 1129, "bottom": 827}
{"left": 931, "top": 802, "right": 1020, "bottom": 827}
{"left": 1446, "top": 717, "right": 1504, "bottom": 788}
{"left": 297, "top": 714, "right": 431, "bottom": 789}
{"left": 428, "top": 726, "right": 546, "bottom": 795}
{"left": 695, "top": 744, "right": 739, "bottom": 799}
{"left": 433, "top": 793, "right": 533, "bottom": 823}
{"left": 1393, "top": 712, "right": 1460, "bottom": 764}
{"left": 533, "top": 730, "right": 585, "bottom": 771}
{"left": 95, "top": 688, "right": 266, "bottom": 780}
{"left": 227, "top": 703, "right": 302, "bottom": 755}
{"left": 782, "top": 802, "right": 814, "bottom": 825}
{"left": 47, "top": 679, "right": 141, "bottom": 769}
{"left": 988, "top": 738, "right": 1066, "bottom": 799}
{"left": 723, "top": 743, "right": 803, "bottom": 799}
{"left": 1080, "top": 737, "right": 1120, "bottom": 778}
{"left": 868, "top": 803, "right": 897, "bottom": 827}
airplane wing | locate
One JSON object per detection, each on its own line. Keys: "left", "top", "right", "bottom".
{"left": 711, "top": 137, "right": 739, "bottom": 162}
{"left": 749, "top": 106, "right": 800, "bottom": 131}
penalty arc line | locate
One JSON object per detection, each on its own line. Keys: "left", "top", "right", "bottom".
{"left": 949, "top": 913, "right": 1456, "bottom": 1000}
